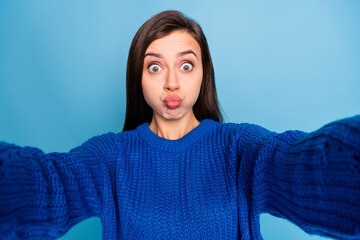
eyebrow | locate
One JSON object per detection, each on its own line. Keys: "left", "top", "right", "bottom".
{"left": 144, "top": 50, "right": 198, "bottom": 59}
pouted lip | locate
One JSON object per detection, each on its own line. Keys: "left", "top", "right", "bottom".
{"left": 164, "top": 94, "right": 182, "bottom": 109}
{"left": 164, "top": 94, "right": 182, "bottom": 102}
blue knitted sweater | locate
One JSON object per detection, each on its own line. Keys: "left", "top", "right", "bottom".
{"left": 0, "top": 116, "right": 360, "bottom": 240}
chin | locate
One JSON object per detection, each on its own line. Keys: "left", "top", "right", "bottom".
{"left": 156, "top": 106, "right": 192, "bottom": 121}
{"left": 163, "top": 114, "right": 184, "bottom": 121}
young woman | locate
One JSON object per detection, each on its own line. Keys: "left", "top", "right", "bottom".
{"left": 0, "top": 10, "right": 359, "bottom": 240}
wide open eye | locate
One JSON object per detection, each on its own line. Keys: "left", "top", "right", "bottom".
{"left": 148, "top": 64, "right": 163, "bottom": 73}
{"left": 181, "top": 62, "right": 193, "bottom": 72}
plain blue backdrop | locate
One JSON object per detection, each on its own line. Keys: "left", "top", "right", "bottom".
{"left": 1, "top": 0, "right": 359, "bottom": 239}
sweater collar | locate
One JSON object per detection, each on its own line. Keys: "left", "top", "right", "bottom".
{"left": 136, "top": 119, "right": 218, "bottom": 153}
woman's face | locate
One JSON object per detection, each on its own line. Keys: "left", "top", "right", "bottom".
{"left": 142, "top": 30, "right": 203, "bottom": 121}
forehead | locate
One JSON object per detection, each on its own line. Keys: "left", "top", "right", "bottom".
{"left": 145, "top": 30, "right": 201, "bottom": 54}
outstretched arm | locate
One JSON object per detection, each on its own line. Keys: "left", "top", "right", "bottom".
{"left": 237, "top": 115, "right": 360, "bottom": 239}
{"left": 0, "top": 132, "right": 120, "bottom": 239}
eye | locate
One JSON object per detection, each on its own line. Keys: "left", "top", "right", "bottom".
{"left": 181, "top": 62, "right": 193, "bottom": 72}
{"left": 148, "top": 64, "right": 162, "bottom": 73}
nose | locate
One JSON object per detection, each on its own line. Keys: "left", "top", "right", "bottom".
{"left": 163, "top": 69, "right": 180, "bottom": 91}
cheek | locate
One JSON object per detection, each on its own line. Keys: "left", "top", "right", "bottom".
{"left": 141, "top": 77, "right": 160, "bottom": 107}
{"left": 189, "top": 73, "right": 203, "bottom": 100}
{"left": 141, "top": 80, "right": 152, "bottom": 103}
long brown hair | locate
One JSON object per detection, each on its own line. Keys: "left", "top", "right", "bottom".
{"left": 123, "top": 10, "right": 223, "bottom": 131}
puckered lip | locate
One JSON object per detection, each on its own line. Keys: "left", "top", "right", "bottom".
{"left": 164, "top": 94, "right": 182, "bottom": 102}
{"left": 164, "top": 94, "right": 182, "bottom": 109}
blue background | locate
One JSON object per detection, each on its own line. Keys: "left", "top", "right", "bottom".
{"left": 1, "top": 0, "right": 359, "bottom": 239}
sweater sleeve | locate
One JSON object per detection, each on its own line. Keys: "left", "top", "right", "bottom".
{"left": 0, "top": 132, "right": 120, "bottom": 239}
{"left": 236, "top": 115, "right": 360, "bottom": 239}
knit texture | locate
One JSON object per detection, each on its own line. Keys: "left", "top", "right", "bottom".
{"left": 0, "top": 116, "right": 359, "bottom": 239}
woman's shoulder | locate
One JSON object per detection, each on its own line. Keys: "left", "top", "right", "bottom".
{"left": 212, "top": 119, "right": 270, "bottom": 135}
{"left": 71, "top": 131, "right": 125, "bottom": 156}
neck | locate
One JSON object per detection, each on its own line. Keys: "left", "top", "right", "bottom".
{"left": 149, "top": 111, "right": 200, "bottom": 140}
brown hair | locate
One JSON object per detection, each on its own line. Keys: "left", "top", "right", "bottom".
{"left": 123, "top": 10, "right": 223, "bottom": 131}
